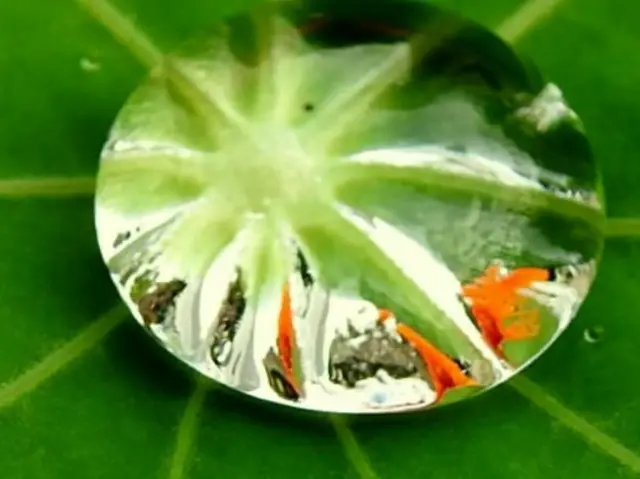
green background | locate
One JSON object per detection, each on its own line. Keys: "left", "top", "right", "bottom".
{"left": 1, "top": 0, "right": 639, "bottom": 477}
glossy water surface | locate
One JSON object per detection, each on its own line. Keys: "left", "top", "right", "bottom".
{"left": 95, "top": 2, "right": 605, "bottom": 413}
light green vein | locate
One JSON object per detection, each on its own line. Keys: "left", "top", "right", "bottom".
{"left": 510, "top": 376, "right": 640, "bottom": 474}
{"left": 0, "top": 177, "right": 96, "bottom": 198}
{"left": 330, "top": 415, "right": 379, "bottom": 479}
{"left": 0, "top": 305, "right": 127, "bottom": 410}
{"left": 606, "top": 218, "right": 640, "bottom": 238}
{"left": 76, "top": 0, "right": 253, "bottom": 144}
{"left": 334, "top": 163, "right": 604, "bottom": 235}
{"left": 168, "top": 379, "right": 209, "bottom": 479}
{"left": 75, "top": 0, "right": 162, "bottom": 68}
{"left": 0, "top": 0, "right": 149, "bottom": 203}
{"left": 497, "top": 0, "right": 567, "bottom": 43}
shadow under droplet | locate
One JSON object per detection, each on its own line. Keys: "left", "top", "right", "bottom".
{"left": 102, "top": 321, "right": 195, "bottom": 398}
{"left": 199, "top": 375, "right": 512, "bottom": 435}
{"left": 204, "top": 382, "right": 335, "bottom": 430}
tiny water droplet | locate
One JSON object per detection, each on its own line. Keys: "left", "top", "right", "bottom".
{"left": 584, "top": 326, "right": 604, "bottom": 344}
{"left": 80, "top": 57, "right": 101, "bottom": 72}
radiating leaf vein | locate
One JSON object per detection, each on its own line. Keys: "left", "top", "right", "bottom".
{"left": 304, "top": 43, "right": 411, "bottom": 151}
{"left": 330, "top": 415, "right": 380, "bottom": 479}
{"left": 497, "top": 0, "right": 568, "bottom": 43}
{"left": 168, "top": 380, "right": 209, "bottom": 479}
{"left": 295, "top": 204, "right": 489, "bottom": 362}
{"left": 0, "top": 177, "right": 96, "bottom": 198}
{"left": 97, "top": 153, "right": 210, "bottom": 214}
{"left": 333, "top": 161, "right": 605, "bottom": 234}
{"left": 75, "top": 0, "right": 162, "bottom": 68}
{"left": 606, "top": 218, "right": 640, "bottom": 238}
{"left": 76, "top": 0, "right": 253, "bottom": 139}
{"left": 510, "top": 376, "right": 640, "bottom": 474}
{"left": 0, "top": 305, "right": 127, "bottom": 410}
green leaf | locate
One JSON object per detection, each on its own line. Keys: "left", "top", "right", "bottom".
{"left": 1, "top": 0, "right": 640, "bottom": 479}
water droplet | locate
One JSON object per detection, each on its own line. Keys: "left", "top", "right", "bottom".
{"left": 80, "top": 57, "right": 101, "bottom": 72}
{"left": 95, "top": 3, "right": 604, "bottom": 413}
{"left": 584, "top": 326, "right": 604, "bottom": 344}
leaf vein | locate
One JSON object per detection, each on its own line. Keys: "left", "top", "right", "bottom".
{"left": 0, "top": 177, "right": 96, "bottom": 198}
{"left": 330, "top": 415, "right": 380, "bottom": 479}
{"left": 0, "top": 305, "right": 127, "bottom": 410}
{"left": 75, "top": 0, "right": 162, "bottom": 68}
{"left": 606, "top": 218, "right": 640, "bottom": 238}
{"left": 510, "top": 376, "right": 640, "bottom": 474}
{"left": 168, "top": 379, "right": 209, "bottom": 479}
{"left": 497, "top": 0, "right": 567, "bottom": 43}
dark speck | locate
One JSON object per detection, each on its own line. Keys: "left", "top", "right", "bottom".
{"left": 137, "top": 279, "right": 187, "bottom": 325}
{"left": 296, "top": 250, "right": 314, "bottom": 288}
{"left": 113, "top": 231, "right": 132, "bottom": 248}
{"left": 263, "top": 349, "right": 301, "bottom": 401}
{"left": 210, "top": 269, "right": 247, "bottom": 366}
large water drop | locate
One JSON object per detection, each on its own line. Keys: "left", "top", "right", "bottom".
{"left": 95, "top": 2, "right": 605, "bottom": 413}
